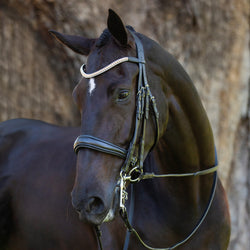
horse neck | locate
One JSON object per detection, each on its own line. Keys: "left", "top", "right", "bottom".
{"left": 143, "top": 38, "right": 216, "bottom": 210}
{"left": 143, "top": 126, "right": 215, "bottom": 216}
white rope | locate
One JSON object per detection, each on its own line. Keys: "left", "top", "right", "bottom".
{"left": 80, "top": 56, "right": 144, "bottom": 78}
{"left": 80, "top": 57, "right": 130, "bottom": 78}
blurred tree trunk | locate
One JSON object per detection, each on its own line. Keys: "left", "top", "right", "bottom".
{"left": 0, "top": 0, "right": 249, "bottom": 249}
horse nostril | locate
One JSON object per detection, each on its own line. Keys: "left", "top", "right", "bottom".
{"left": 86, "top": 196, "right": 105, "bottom": 214}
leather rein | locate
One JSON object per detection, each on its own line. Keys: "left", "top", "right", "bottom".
{"left": 73, "top": 32, "right": 218, "bottom": 250}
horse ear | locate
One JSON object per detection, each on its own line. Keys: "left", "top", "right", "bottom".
{"left": 49, "top": 30, "right": 96, "bottom": 55}
{"left": 107, "top": 9, "right": 128, "bottom": 45}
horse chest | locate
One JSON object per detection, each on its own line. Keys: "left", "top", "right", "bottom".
{"left": 127, "top": 191, "right": 178, "bottom": 249}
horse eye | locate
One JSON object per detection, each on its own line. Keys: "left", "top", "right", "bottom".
{"left": 117, "top": 90, "right": 130, "bottom": 101}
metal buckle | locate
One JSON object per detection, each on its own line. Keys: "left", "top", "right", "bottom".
{"left": 119, "top": 171, "right": 128, "bottom": 213}
{"left": 119, "top": 166, "right": 143, "bottom": 212}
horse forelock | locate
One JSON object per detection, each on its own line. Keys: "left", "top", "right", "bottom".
{"left": 96, "top": 26, "right": 136, "bottom": 48}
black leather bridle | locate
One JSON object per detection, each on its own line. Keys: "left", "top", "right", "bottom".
{"left": 74, "top": 31, "right": 160, "bottom": 184}
{"left": 73, "top": 31, "right": 218, "bottom": 250}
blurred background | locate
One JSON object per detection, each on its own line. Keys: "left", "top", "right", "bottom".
{"left": 0, "top": 0, "right": 249, "bottom": 249}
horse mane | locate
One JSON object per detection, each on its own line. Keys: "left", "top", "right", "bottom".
{"left": 96, "top": 29, "right": 111, "bottom": 47}
{"left": 96, "top": 26, "right": 135, "bottom": 48}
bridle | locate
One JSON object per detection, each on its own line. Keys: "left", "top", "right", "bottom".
{"left": 73, "top": 31, "right": 218, "bottom": 250}
{"left": 74, "top": 32, "right": 160, "bottom": 181}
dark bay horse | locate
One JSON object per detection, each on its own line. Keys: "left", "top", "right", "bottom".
{"left": 0, "top": 119, "right": 97, "bottom": 249}
{"left": 0, "top": 9, "right": 230, "bottom": 250}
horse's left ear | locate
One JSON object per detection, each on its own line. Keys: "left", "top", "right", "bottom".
{"left": 107, "top": 9, "right": 128, "bottom": 45}
{"left": 49, "top": 30, "right": 96, "bottom": 56}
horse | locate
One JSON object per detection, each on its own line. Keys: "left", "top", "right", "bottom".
{"left": 0, "top": 9, "right": 230, "bottom": 250}
{"left": 0, "top": 119, "right": 97, "bottom": 249}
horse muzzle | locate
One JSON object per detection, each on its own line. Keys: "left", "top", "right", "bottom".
{"left": 71, "top": 185, "right": 120, "bottom": 225}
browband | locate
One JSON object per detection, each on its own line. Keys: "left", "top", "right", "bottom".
{"left": 80, "top": 57, "right": 145, "bottom": 78}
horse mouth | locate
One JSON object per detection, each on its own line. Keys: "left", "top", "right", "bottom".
{"left": 103, "top": 208, "right": 115, "bottom": 223}
{"left": 102, "top": 185, "right": 120, "bottom": 223}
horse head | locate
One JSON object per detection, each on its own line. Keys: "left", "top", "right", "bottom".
{"left": 50, "top": 9, "right": 168, "bottom": 226}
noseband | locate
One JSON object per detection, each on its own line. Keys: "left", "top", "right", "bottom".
{"left": 73, "top": 32, "right": 218, "bottom": 250}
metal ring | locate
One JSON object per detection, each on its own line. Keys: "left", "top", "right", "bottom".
{"left": 128, "top": 167, "right": 143, "bottom": 183}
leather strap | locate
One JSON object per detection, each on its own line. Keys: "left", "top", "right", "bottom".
{"left": 123, "top": 184, "right": 135, "bottom": 250}
{"left": 141, "top": 165, "right": 218, "bottom": 180}
{"left": 74, "top": 135, "right": 127, "bottom": 159}
{"left": 120, "top": 171, "right": 218, "bottom": 250}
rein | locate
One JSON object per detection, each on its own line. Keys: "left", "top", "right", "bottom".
{"left": 120, "top": 170, "right": 218, "bottom": 250}
{"left": 73, "top": 31, "right": 218, "bottom": 250}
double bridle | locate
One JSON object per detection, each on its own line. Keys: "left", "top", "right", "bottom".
{"left": 74, "top": 32, "right": 160, "bottom": 181}
{"left": 73, "top": 31, "right": 218, "bottom": 250}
